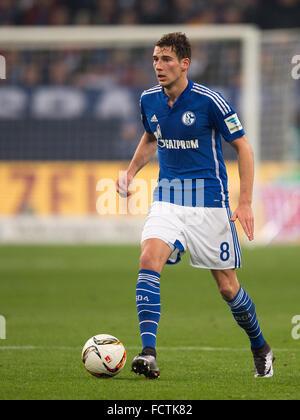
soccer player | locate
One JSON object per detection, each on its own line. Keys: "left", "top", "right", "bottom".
{"left": 116, "top": 32, "right": 274, "bottom": 379}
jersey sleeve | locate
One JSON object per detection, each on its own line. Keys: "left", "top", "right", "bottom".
{"left": 208, "top": 93, "right": 245, "bottom": 142}
{"left": 140, "top": 95, "right": 153, "bottom": 134}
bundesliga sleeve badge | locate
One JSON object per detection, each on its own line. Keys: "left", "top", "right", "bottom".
{"left": 224, "top": 113, "right": 243, "bottom": 134}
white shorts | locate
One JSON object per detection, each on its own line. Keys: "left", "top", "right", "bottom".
{"left": 141, "top": 201, "right": 241, "bottom": 270}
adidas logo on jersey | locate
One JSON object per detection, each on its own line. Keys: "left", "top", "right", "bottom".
{"left": 151, "top": 114, "right": 158, "bottom": 122}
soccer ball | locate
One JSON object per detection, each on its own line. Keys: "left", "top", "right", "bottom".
{"left": 82, "top": 334, "right": 126, "bottom": 378}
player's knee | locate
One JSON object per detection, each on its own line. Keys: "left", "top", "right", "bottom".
{"left": 139, "top": 250, "right": 155, "bottom": 270}
{"left": 218, "top": 282, "right": 236, "bottom": 300}
{"left": 139, "top": 249, "right": 161, "bottom": 272}
{"left": 212, "top": 269, "right": 239, "bottom": 301}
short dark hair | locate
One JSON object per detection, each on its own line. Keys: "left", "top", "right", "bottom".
{"left": 155, "top": 32, "right": 191, "bottom": 61}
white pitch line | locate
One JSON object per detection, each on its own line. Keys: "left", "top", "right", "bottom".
{"left": 0, "top": 345, "right": 299, "bottom": 352}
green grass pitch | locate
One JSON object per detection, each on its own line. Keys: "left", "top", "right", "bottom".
{"left": 0, "top": 244, "right": 299, "bottom": 400}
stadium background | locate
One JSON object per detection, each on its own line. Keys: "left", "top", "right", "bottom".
{"left": 0, "top": 0, "right": 299, "bottom": 245}
{"left": 0, "top": 0, "right": 300, "bottom": 401}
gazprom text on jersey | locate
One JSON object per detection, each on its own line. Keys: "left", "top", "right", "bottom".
{"left": 157, "top": 139, "right": 199, "bottom": 149}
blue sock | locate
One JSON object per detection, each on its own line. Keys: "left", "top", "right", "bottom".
{"left": 225, "top": 286, "right": 265, "bottom": 349}
{"left": 136, "top": 269, "right": 161, "bottom": 350}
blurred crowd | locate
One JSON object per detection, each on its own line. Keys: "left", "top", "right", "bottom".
{"left": 0, "top": 0, "right": 299, "bottom": 29}
{"left": 0, "top": 0, "right": 299, "bottom": 161}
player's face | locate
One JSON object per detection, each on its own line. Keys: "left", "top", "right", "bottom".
{"left": 153, "top": 46, "right": 189, "bottom": 88}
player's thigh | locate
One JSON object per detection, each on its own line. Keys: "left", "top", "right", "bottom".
{"left": 140, "top": 238, "right": 172, "bottom": 273}
{"left": 211, "top": 268, "right": 240, "bottom": 300}
{"left": 186, "top": 207, "right": 241, "bottom": 270}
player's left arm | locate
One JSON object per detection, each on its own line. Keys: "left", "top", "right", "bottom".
{"left": 229, "top": 135, "right": 255, "bottom": 241}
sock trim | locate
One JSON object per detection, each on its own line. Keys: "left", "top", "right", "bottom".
{"left": 139, "top": 269, "right": 161, "bottom": 279}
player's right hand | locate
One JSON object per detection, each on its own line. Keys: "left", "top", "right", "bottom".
{"left": 116, "top": 171, "right": 133, "bottom": 197}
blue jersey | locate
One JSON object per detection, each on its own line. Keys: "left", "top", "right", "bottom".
{"left": 140, "top": 79, "right": 245, "bottom": 208}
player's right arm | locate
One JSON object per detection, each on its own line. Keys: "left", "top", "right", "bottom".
{"left": 116, "top": 131, "right": 157, "bottom": 197}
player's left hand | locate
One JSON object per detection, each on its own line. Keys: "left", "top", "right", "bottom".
{"left": 230, "top": 204, "right": 254, "bottom": 241}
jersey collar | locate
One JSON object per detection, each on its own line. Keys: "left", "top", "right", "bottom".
{"left": 161, "top": 79, "right": 193, "bottom": 109}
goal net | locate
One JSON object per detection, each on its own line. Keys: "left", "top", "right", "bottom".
{"left": 0, "top": 25, "right": 298, "bottom": 244}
